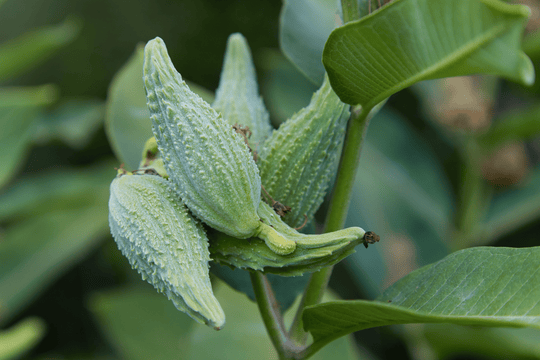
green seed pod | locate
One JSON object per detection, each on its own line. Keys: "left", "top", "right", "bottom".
{"left": 213, "top": 33, "right": 272, "bottom": 149}
{"left": 143, "top": 37, "right": 296, "bottom": 255}
{"left": 209, "top": 201, "right": 367, "bottom": 276}
{"left": 258, "top": 75, "right": 350, "bottom": 228}
{"left": 108, "top": 173, "right": 225, "bottom": 329}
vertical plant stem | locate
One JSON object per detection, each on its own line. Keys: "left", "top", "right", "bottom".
{"left": 454, "top": 137, "right": 490, "bottom": 250}
{"left": 341, "top": 0, "right": 360, "bottom": 23}
{"left": 288, "top": 104, "right": 373, "bottom": 344}
{"left": 249, "top": 271, "right": 292, "bottom": 359}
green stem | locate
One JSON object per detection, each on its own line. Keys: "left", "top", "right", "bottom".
{"left": 341, "top": 0, "right": 360, "bottom": 23}
{"left": 288, "top": 104, "right": 373, "bottom": 345}
{"left": 249, "top": 271, "right": 294, "bottom": 359}
{"left": 454, "top": 137, "right": 489, "bottom": 250}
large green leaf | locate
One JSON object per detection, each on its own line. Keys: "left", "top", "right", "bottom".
{"left": 303, "top": 247, "right": 540, "bottom": 350}
{"left": 89, "top": 286, "right": 195, "bottom": 360}
{"left": 323, "top": 0, "right": 534, "bottom": 107}
{"left": 0, "top": 17, "right": 81, "bottom": 83}
{"left": 0, "top": 205, "right": 109, "bottom": 325}
{"left": 279, "top": 0, "right": 337, "bottom": 85}
{"left": 0, "top": 317, "right": 46, "bottom": 360}
{"left": 105, "top": 45, "right": 214, "bottom": 169}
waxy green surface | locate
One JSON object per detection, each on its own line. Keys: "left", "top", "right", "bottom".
{"left": 108, "top": 174, "right": 225, "bottom": 329}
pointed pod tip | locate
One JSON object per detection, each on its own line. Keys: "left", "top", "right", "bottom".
{"left": 143, "top": 37, "right": 176, "bottom": 76}
{"left": 227, "top": 32, "right": 248, "bottom": 46}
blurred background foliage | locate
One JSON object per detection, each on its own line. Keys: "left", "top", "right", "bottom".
{"left": 1, "top": 0, "right": 540, "bottom": 359}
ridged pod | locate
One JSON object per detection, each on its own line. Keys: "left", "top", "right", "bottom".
{"left": 108, "top": 174, "right": 225, "bottom": 329}
{"left": 143, "top": 37, "right": 296, "bottom": 255}
{"left": 258, "top": 75, "right": 350, "bottom": 228}
{"left": 213, "top": 33, "right": 272, "bottom": 149}
{"left": 143, "top": 37, "right": 260, "bottom": 238}
{"left": 210, "top": 201, "right": 366, "bottom": 276}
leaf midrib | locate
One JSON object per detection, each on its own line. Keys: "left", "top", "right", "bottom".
{"left": 364, "top": 20, "right": 510, "bottom": 108}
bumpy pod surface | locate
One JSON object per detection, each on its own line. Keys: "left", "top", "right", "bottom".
{"left": 213, "top": 33, "right": 272, "bottom": 149}
{"left": 210, "top": 201, "right": 366, "bottom": 276}
{"left": 108, "top": 174, "right": 225, "bottom": 329}
{"left": 143, "top": 37, "right": 261, "bottom": 239}
{"left": 258, "top": 75, "right": 350, "bottom": 228}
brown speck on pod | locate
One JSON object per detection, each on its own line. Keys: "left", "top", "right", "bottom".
{"left": 232, "top": 123, "right": 252, "bottom": 144}
{"left": 261, "top": 185, "right": 292, "bottom": 217}
{"left": 363, "top": 231, "right": 380, "bottom": 248}
{"left": 233, "top": 123, "right": 258, "bottom": 161}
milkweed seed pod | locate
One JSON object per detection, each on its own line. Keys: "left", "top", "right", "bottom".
{"left": 108, "top": 173, "right": 225, "bottom": 329}
{"left": 258, "top": 75, "right": 350, "bottom": 228}
{"left": 209, "top": 201, "right": 367, "bottom": 276}
{"left": 143, "top": 37, "right": 296, "bottom": 255}
{"left": 213, "top": 33, "right": 272, "bottom": 150}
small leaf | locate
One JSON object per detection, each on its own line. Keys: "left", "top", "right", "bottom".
{"left": 304, "top": 247, "right": 540, "bottom": 349}
{"left": 33, "top": 98, "right": 105, "bottom": 148}
{"left": 0, "top": 161, "right": 114, "bottom": 222}
{"left": 323, "top": 0, "right": 534, "bottom": 107}
{"left": 0, "top": 17, "right": 81, "bottom": 82}
{"left": 0, "top": 85, "right": 59, "bottom": 189}
{"left": 89, "top": 286, "right": 195, "bottom": 360}
{"left": 478, "top": 103, "right": 540, "bottom": 149}
{"left": 279, "top": 0, "right": 338, "bottom": 85}
{"left": 0, "top": 317, "right": 46, "bottom": 360}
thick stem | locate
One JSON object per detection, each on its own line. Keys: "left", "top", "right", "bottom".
{"left": 288, "top": 105, "right": 373, "bottom": 344}
{"left": 341, "top": 0, "right": 360, "bottom": 23}
{"left": 453, "top": 137, "right": 491, "bottom": 250}
{"left": 249, "top": 272, "right": 293, "bottom": 359}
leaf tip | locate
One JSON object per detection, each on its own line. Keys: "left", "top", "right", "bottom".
{"left": 518, "top": 52, "right": 535, "bottom": 86}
